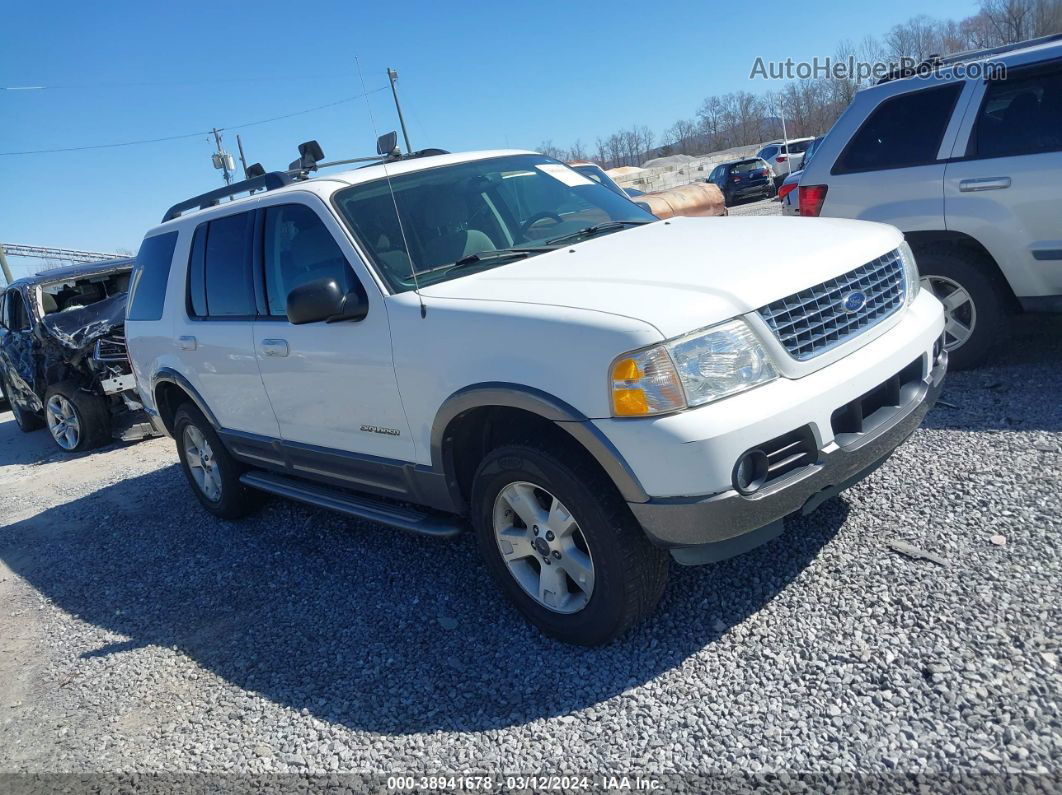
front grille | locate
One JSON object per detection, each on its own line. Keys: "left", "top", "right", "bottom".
{"left": 758, "top": 250, "right": 906, "bottom": 360}
{"left": 93, "top": 332, "right": 127, "bottom": 363}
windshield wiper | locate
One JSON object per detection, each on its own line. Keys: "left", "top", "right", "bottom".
{"left": 451, "top": 246, "right": 557, "bottom": 270}
{"left": 545, "top": 220, "right": 652, "bottom": 246}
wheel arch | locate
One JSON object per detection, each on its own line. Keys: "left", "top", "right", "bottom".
{"left": 431, "top": 383, "right": 649, "bottom": 514}
{"left": 152, "top": 368, "right": 219, "bottom": 437}
{"left": 904, "top": 230, "right": 1020, "bottom": 309}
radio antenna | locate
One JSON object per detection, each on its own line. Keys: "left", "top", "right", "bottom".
{"left": 355, "top": 56, "right": 426, "bottom": 318}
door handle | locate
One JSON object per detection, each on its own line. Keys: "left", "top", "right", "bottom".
{"left": 260, "top": 339, "right": 289, "bottom": 357}
{"left": 959, "top": 177, "right": 1011, "bottom": 192}
{"left": 177, "top": 335, "right": 197, "bottom": 351}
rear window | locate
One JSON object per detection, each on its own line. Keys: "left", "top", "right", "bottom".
{"left": 757, "top": 146, "right": 778, "bottom": 159}
{"left": 127, "top": 232, "right": 178, "bottom": 322}
{"left": 833, "top": 83, "right": 962, "bottom": 174}
{"left": 732, "top": 160, "right": 767, "bottom": 173}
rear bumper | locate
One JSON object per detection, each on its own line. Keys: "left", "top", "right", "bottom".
{"left": 628, "top": 352, "right": 946, "bottom": 563}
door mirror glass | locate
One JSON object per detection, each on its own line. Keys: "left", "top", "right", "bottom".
{"left": 286, "top": 277, "right": 368, "bottom": 325}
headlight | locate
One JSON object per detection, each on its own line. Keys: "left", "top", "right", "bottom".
{"left": 610, "top": 319, "right": 777, "bottom": 417}
{"left": 898, "top": 241, "right": 920, "bottom": 306}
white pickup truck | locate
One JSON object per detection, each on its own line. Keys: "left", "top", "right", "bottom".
{"left": 126, "top": 146, "right": 946, "bottom": 645}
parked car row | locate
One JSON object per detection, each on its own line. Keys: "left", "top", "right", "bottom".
{"left": 3, "top": 33, "right": 1057, "bottom": 646}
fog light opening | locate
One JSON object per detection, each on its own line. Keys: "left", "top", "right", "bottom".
{"left": 733, "top": 449, "right": 770, "bottom": 496}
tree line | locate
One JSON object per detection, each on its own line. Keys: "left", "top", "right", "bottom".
{"left": 538, "top": 0, "right": 1062, "bottom": 168}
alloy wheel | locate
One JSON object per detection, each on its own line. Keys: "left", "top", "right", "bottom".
{"left": 492, "top": 481, "right": 595, "bottom": 614}
{"left": 183, "top": 425, "right": 222, "bottom": 502}
{"left": 921, "top": 274, "right": 976, "bottom": 351}
{"left": 46, "top": 394, "right": 80, "bottom": 450}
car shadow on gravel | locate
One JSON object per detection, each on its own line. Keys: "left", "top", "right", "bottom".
{"left": 923, "top": 314, "right": 1062, "bottom": 434}
{"left": 0, "top": 461, "right": 850, "bottom": 735}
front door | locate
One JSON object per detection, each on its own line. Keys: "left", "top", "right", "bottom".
{"left": 252, "top": 198, "right": 415, "bottom": 464}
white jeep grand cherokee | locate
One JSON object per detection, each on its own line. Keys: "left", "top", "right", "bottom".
{"left": 126, "top": 148, "right": 947, "bottom": 645}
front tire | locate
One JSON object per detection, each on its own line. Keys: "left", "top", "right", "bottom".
{"left": 471, "top": 443, "right": 668, "bottom": 646}
{"left": 916, "top": 245, "right": 1010, "bottom": 370}
{"left": 174, "top": 403, "right": 260, "bottom": 519}
{"left": 44, "top": 382, "right": 110, "bottom": 452}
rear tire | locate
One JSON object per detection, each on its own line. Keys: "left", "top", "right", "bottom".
{"left": 3, "top": 375, "right": 44, "bottom": 433}
{"left": 471, "top": 442, "right": 668, "bottom": 646}
{"left": 174, "top": 403, "right": 260, "bottom": 519}
{"left": 915, "top": 245, "right": 1010, "bottom": 370}
{"left": 44, "top": 381, "right": 111, "bottom": 452}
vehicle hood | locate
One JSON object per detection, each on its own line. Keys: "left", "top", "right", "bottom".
{"left": 419, "top": 215, "right": 903, "bottom": 339}
{"left": 41, "top": 292, "right": 126, "bottom": 352}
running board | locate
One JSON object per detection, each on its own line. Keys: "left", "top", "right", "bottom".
{"left": 239, "top": 470, "right": 464, "bottom": 538}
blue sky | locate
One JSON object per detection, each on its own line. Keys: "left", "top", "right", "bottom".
{"left": 1, "top": 0, "right": 977, "bottom": 276}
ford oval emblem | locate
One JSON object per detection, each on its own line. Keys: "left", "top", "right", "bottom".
{"left": 842, "top": 290, "right": 867, "bottom": 313}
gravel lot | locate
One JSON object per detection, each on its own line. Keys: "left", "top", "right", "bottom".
{"left": 1, "top": 310, "right": 1060, "bottom": 787}
{"left": 726, "top": 196, "right": 784, "bottom": 216}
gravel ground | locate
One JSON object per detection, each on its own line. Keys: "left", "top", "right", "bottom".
{"left": 725, "top": 196, "right": 783, "bottom": 216}
{"left": 1, "top": 313, "right": 1060, "bottom": 792}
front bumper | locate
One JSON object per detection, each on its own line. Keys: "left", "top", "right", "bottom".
{"left": 628, "top": 352, "right": 945, "bottom": 563}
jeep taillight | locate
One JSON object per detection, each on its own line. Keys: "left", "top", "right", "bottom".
{"left": 799, "top": 185, "right": 828, "bottom": 217}
{"left": 777, "top": 182, "right": 797, "bottom": 200}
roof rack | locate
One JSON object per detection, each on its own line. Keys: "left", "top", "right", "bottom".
{"left": 162, "top": 171, "right": 294, "bottom": 222}
{"left": 161, "top": 132, "right": 450, "bottom": 223}
{"left": 876, "top": 32, "right": 1062, "bottom": 84}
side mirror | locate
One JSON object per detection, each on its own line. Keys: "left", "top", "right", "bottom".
{"left": 286, "top": 277, "right": 369, "bottom": 325}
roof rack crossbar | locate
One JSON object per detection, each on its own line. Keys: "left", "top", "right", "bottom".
{"left": 877, "top": 32, "right": 1062, "bottom": 84}
{"left": 162, "top": 171, "right": 295, "bottom": 222}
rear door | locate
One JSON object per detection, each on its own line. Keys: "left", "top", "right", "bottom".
{"left": 0, "top": 289, "right": 39, "bottom": 408}
{"left": 818, "top": 81, "right": 967, "bottom": 229}
{"left": 178, "top": 210, "right": 279, "bottom": 437}
{"left": 252, "top": 197, "right": 415, "bottom": 464}
{"left": 944, "top": 58, "right": 1062, "bottom": 300}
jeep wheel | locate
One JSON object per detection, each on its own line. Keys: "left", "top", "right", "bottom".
{"left": 471, "top": 443, "right": 668, "bottom": 646}
{"left": 44, "top": 382, "right": 110, "bottom": 452}
{"left": 174, "top": 403, "right": 260, "bottom": 519}
{"left": 917, "top": 246, "right": 1009, "bottom": 370}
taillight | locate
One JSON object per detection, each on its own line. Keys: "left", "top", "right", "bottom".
{"left": 777, "top": 182, "right": 797, "bottom": 200}
{"left": 799, "top": 184, "right": 828, "bottom": 217}
{"left": 776, "top": 155, "right": 787, "bottom": 162}
{"left": 730, "top": 175, "right": 742, "bottom": 183}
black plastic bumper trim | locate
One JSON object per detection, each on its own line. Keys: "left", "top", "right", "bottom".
{"left": 630, "top": 356, "right": 946, "bottom": 552}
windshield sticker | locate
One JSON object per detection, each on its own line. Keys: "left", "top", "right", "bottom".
{"left": 536, "top": 163, "right": 593, "bottom": 187}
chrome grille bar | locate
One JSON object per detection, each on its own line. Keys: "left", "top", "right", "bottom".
{"left": 758, "top": 250, "right": 906, "bottom": 361}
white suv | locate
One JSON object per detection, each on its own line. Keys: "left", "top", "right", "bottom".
{"left": 797, "top": 35, "right": 1062, "bottom": 369}
{"left": 125, "top": 145, "right": 946, "bottom": 645}
{"left": 756, "top": 138, "right": 816, "bottom": 184}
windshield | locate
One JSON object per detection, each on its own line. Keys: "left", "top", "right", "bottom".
{"left": 333, "top": 154, "right": 654, "bottom": 292}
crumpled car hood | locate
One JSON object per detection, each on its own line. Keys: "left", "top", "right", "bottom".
{"left": 40, "top": 292, "right": 126, "bottom": 352}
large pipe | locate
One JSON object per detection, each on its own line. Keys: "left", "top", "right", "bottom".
{"left": 0, "top": 245, "right": 13, "bottom": 285}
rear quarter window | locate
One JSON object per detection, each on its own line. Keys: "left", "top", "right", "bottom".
{"left": 832, "top": 83, "right": 962, "bottom": 174}
{"left": 127, "top": 232, "right": 179, "bottom": 321}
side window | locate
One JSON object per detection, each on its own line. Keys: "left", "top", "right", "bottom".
{"left": 262, "top": 204, "right": 358, "bottom": 317}
{"left": 188, "top": 212, "right": 256, "bottom": 318}
{"left": 127, "top": 232, "right": 178, "bottom": 322}
{"left": 834, "top": 83, "right": 962, "bottom": 174}
{"left": 970, "top": 62, "right": 1062, "bottom": 159}
{"left": 7, "top": 291, "right": 30, "bottom": 330}
{"left": 0, "top": 292, "right": 6, "bottom": 328}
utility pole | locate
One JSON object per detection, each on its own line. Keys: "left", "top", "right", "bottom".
{"left": 211, "top": 128, "right": 235, "bottom": 185}
{"left": 236, "top": 134, "right": 250, "bottom": 179}
{"left": 387, "top": 68, "right": 412, "bottom": 155}
{"left": 0, "top": 245, "right": 13, "bottom": 286}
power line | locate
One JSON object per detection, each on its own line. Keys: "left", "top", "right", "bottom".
{"left": 0, "top": 86, "right": 389, "bottom": 156}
